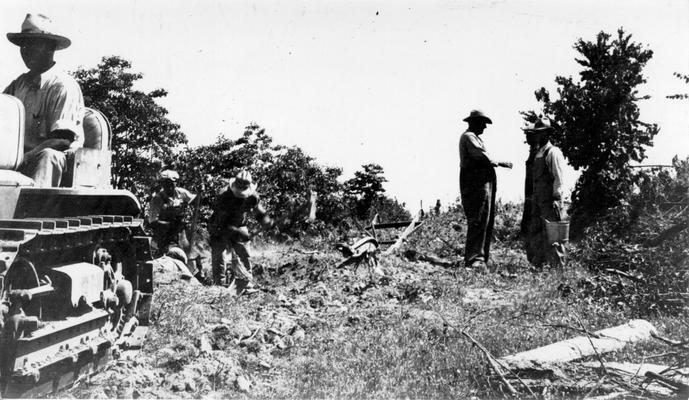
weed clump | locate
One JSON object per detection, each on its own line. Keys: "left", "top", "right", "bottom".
{"left": 570, "top": 159, "right": 689, "bottom": 315}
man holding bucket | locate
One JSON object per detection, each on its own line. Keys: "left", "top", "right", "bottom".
{"left": 526, "top": 117, "right": 567, "bottom": 267}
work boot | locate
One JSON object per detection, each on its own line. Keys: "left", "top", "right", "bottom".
{"left": 470, "top": 260, "right": 489, "bottom": 274}
{"left": 228, "top": 278, "right": 257, "bottom": 295}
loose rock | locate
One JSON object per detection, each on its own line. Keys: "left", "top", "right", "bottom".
{"left": 236, "top": 375, "right": 251, "bottom": 392}
{"left": 292, "top": 328, "right": 306, "bottom": 342}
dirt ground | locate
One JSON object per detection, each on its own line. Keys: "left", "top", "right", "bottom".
{"left": 55, "top": 241, "right": 519, "bottom": 398}
{"left": 56, "top": 235, "right": 687, "bottom": 399}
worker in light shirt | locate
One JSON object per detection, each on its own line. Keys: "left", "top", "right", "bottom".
{"left": 527, "top": 117, "right": 567, "bottom": 267}
{"left": 148, "top": 169, "right": 196, "bottom": 256}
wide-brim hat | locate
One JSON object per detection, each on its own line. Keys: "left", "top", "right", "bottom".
{"left": 159, "top": 169, "right": 180, "bottom": 182}
{"left": 521, "top": 122, "right": 536, "bottom": 132}
{"left": 533, "top": 117, "right": 554, "bottom": 132}
{"left": 229, "top": 177, "right": 257, "bottom": 199}
{"left": 462, "top": 109, "right": 492, "bottom": 124}
{"left": 7, "top": 13, "right": 71, "bottom": 50}
{"left": 166, "top": 246, "right": 188, "bottom": 265}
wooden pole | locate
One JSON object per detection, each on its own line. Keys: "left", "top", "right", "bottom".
{"left": 383, "top": 212, "right": 420, "bottom": 255}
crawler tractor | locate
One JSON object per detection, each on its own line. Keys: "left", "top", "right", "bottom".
{"left": 0, "top": 94, "right": 154, "bottom": 398}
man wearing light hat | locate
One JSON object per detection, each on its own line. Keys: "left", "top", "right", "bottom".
{"left": 526, "top": 117, "right": 567, "bottom": 267}
{"left": 148, "top": 169, "right": 197, "bottom": 256}
{"left": 4, "top": 13, "right": 85, "bottom": 187}
{"left": 209, "top": 170, "right": 273, "bottom": 294}
{"left": 458, "top": 110, "right": 512, "bottom": 271}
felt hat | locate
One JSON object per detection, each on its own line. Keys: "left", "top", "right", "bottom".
{"left": 521, "top": 122, "right": 536, "bottom": 132}
{"left": 229, "top": 170, "right": 256, "bottom": 199}
{"left": 533, "top": 117, "right": 555, "bottom": 132}
{"left": 7, "top": 13, "right": 71, "bottom": 50}
{"left": 463, "top": 109, "right": 492, "bottom": 124}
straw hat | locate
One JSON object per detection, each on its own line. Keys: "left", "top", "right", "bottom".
{"left": 159, "top": 170, "right": 180, "bottom": 182}
{"left": 229, "top": 170, "right": 256, "bottom": 199}
{"left": 7, "top": 14, "right": 71, "bottom": 50}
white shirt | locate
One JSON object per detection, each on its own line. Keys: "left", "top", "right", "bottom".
{"left": 4, "top": 68, "right": 85, "bottom": 151}
{"left": 147, "top": 187, "right": 197, "bottom": 223}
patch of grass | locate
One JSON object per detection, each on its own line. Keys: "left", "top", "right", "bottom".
{"left": 59, "top": 200, "right": 689, "bottom": 399}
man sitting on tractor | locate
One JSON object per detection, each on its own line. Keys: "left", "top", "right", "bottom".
{"left": 4, "top": 13, "right": 85, "bottom": 187}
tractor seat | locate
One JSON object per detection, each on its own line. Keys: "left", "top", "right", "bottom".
{"left": 82, "top": 108, "right": 111, "bottom": 150}
{"left": 61, "top": 108, "right": 113, "bottom": 188}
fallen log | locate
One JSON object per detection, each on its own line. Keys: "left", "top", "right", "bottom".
{"left": 499, "top": 320, "right": 656, "bottom": 371}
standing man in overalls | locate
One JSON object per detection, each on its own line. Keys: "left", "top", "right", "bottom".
{"left": 458, "top": 110, "right": 513, "bottom": 271}
{"left": 527, "top": 118, "right": 567, "bottom": 267}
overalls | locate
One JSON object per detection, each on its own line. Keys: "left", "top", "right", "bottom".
{"left": 521, "top": 147, "right": 537, "bottom": 261}
{"left": 529, "top": 146, "right": 566, "bottom": 267}
{"left": 460, "top": 165, "right": 496, "bottom": 267}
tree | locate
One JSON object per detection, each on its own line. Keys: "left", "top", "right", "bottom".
{"left": 171, "top": 124, "right": 276, "bottom": 228}
{"left": 72, "top": 56, "right": 187, "bottom": 197}
{"left": 667, "top": 72, "right": 689, "bottom": 100}
{"left": 172, "top": 124, "right": 347, "bottom": 236}
{"left": 257, "top": 147, "right": 345, "bottom": 233}
{"left": 526, "top": 28, "right": 659, "bottom": 236}
{"left": 344, "top": 163, "right": 388, "bottom": 220}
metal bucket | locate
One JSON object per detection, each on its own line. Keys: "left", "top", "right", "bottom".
{"left": 545, "top": 219, "right": 570, "bottom": 244}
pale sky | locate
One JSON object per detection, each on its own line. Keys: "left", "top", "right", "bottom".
{"left": 2, "top": 0, "right": 688, "bottom": 211}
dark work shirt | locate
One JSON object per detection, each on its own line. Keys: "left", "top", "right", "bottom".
{"left": 209, "top": 188, "right": 264, "bottom": 234}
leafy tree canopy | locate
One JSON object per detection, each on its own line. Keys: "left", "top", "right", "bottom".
{"left": 667, "top": 72, "right": 689, "bottom": 100}
{"left": 344, "top": 163, "right": 389, "bottom": 220}
{"left": 72, "top": 56, "right": 187, "bottom": 196}
{"left": 172, "top": 124, "right": 347, "bottom": 236}
{"left": 524, "top": 28, "right": 659, "bottom": 236}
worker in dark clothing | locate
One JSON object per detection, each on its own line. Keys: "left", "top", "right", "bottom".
{"left": 458, "top": 110, "right": 513, "bottom": 271}
{"left": 209, "top": 171, "right": 273, "bottom": 294}
{"left": 520, "top": 122, "right": 539, "bottom": 261}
